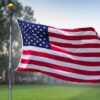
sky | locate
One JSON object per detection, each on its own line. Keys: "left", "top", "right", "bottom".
{"left": 19, "top": 0, "right": 100, "bottom": 35}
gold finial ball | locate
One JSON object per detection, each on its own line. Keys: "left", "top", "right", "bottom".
{"left": 7, "top": 3, "right": 15, "bottom": 11}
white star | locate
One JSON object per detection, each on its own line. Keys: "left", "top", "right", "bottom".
{"left": 39, "top": 38, "right": 42, "bottom": 41}
{"left": 26, "top": 29, "right": 29, "bottom": 31}
{"left": 31, "top": 39, "right": 33, "bottom": 42}
{"left": 31, "top": 36, "right": 33, "bottom": 38}
{"left": 36, "top": 41, "right": 39, "bottom": 43}
{"left": 46, "top": 45, "right": 48, "bottom": 47}
{"left": 22, "top": 23, "right": 24, "bottom": 25}
{"left": 43, "top": 26, "right": 46, "bottom": 29}
{"left": 43, "top": 32, "right": 46, "bottom": 35}
{"left": 27, "top": 24, "right": 29, "bottom": 26}
{"left": 23, "top": 31, "right": 26, "bottom": 34}
{"left": 24, "top": 25, "right": 26, "bottom": 28}
{"left": 33, "top": 38, "right": 36, "bottom": 40}
{"left": 44, "top": 38, "right": 46, "bottom": 40}
{"left": 40, "top": 35, "right": 43, "bottom": 37}
{"left": 33, "top": 34, "right": 36, "bottom": 36}
{"left": 32, "top": 25, "right": 34, "bottom": 27}
{"left": 26, "top": 34, "right": 28, "bottom": 36}
{"left": 43, "top": 41, "right": 45, "bottom": 44}
{"left": 28, "top": 36, "right": 30, "bottom": 39}
{"left": 39, "top": 44, "right": 42, "bottom": 46}
{"left": 29, "top": 27, "right": 32, "bottom": 29}
{"left": 37, "top": 31, "right": 40, "bottom": 33}
{"left": 35, "top": 28, "right": 37, "bottom": 30}
{"left": 36, "top": 36, "right": 39, "bottom": 38}
{"left": 40, "top": 29, "right": 42, "bottom": 31}
{"left": 34, "top": 43, "right": 36, "bottom": 45}
{"left": 37, "top": 26, "right": 40, "bottom": 28}
{"left": 26, "top": 39, "right": 28, "bottom": 42}
{"left": 32, "top": 30, "right": 34, "bottom": 32}
{"left": 25, "top": 42, "right": 27, "bottom": 44}
{"left": 28, "top": 42, "right": 30, "bottom": 44}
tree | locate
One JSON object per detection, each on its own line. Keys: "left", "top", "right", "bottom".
{"left": 0, "top": 0, "right": 36, "bottom": 83}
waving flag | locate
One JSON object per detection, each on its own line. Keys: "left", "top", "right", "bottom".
{"left": 16, "top": 20, "right": 100, "bottom": 83}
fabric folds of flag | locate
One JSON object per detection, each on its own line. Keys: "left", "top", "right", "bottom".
{"left": 16, "top": 20, "right": 100, "bottom": 83}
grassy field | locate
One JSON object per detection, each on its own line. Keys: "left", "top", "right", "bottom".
{"left": 0, "top": 85, "right": 100, "bottom": 100}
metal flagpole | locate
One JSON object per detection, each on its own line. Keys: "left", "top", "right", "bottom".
{"left": 7, "top": 2, "right": 15, "bottom": 100}
{"left": 8, "top": 11, "right": 13, "bottom": 100}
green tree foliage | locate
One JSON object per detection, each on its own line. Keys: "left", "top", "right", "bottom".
{"left": 0, "top": 0, "right": 36, "bottom": 82}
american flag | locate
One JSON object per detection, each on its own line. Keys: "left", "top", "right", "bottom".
{"left": 16, "top": 20, "right": 100, "bottom": 83}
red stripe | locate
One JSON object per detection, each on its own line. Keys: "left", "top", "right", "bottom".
{"left": 23, "top": 50, "right": 100, "bottom": 66}
{"left": 50, "top": 42, "right": 100, "bottom": 48}
{"left": 51, "top": 46, "right": 100, "bottom": 57}
{"left": 49, "top": 27, "right": 96, "bottom": 32}
{"left": 49, "top": 32, "right": 98, "bottom": 40}
{"left": 17, "top": 67, "right": 100, "bottom": 83}
{"left": 21, "top": 59, "right": 100, "bottom": 75}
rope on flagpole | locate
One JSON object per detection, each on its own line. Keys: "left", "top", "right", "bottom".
{"left": 7, "top": 3, "right": 15, "bottom": 100}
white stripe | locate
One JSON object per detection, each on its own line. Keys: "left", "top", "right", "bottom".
{"left": 19, "top": 63, "right": 100, "bottom": 80}
{"left": 48, "top": 28, "right": 96, "bottom": 36}
{"left": 22, "top": 46, "right": 100, "bottom": 62}
{"left": 23, "top": 45, "right": 100, "bottom": 54}
{"left": 50, "top": 37, "right": 100, "bottom": 44}
{"left": 61, "top": 47, "right": 100, "bottom": 53}
{"left": 21, "top": 54, "right": 100, "bottom": 71}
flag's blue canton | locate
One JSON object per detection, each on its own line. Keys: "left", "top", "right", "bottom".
{"left": 18, "top": 20, "right": 51, "bottom": 49}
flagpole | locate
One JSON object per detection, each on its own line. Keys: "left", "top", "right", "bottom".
{"left": 8, "top": 11, "right": 13, "bottom": 100}
{"left": 7, "top": 3, "right": 15, "bottom": 100}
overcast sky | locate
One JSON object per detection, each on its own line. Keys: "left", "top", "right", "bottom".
{"left": 19, "top": 0, "right": 100, "bottom": 35}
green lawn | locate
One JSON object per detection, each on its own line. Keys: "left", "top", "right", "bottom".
{"left": 0, "top": 85, "right": 100, "bottom": 100}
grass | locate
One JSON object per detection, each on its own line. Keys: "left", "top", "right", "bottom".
{"left": 0, "top": 85, "right": 100, "bottom": 100}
